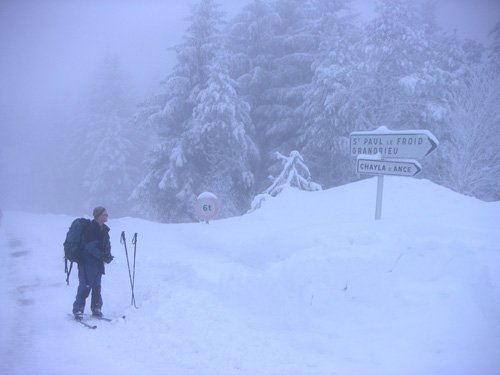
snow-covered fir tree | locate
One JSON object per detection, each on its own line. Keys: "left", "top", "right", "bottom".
{"left": 226, "top": 0, "right": 280, "bottom": 82}
{"left": 71, "top": 57, "right": 141, "bottom": 217}
{"left": 361, "top": 0, "right": 429, "bottom": 130}
{"left": 433, "top": 64, "right": 500, "bottom": 200}
{"left": 187, "top": 54, "right": 260, "bottom": 217}
{"left": 259, "top": 0, "right": 317, "bottom": 140}
{"left": 413, "top": 4, "right": 488, "bottom": 193}
{"left": 265, "top": 150, "right": 321, "bottom": 194}
{"left": 256, "top": 0, "right": 320, "bottom": 170}
{"left": 229, "top": 0, "right": 325, "bottom": 189}
{"left": 134, "top": 0, "right": 259, "bottom": 222}
{"left": 299, "top": 0, "right": 361, "bottom": 188}
{"left": 226, "top": 0, "right": 281, "bottom": 187}
{"left": 250, "top": 150, "right": 321, "bottom": 211}
{"left": 133, "top": 0, "right": 225, "bottom": 222}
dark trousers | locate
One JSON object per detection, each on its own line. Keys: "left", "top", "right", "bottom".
{"left": 72, "top": 261, "right": 103, "bottom": 313}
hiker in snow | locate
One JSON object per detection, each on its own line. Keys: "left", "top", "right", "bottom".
{"left": 72, "top": 206, "right": 114, "bottom": 320}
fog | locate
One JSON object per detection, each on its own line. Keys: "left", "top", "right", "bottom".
{"left": 0, "top": 0, "right": 499, "bottom": 217}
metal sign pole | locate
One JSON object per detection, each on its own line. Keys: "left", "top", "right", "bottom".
{"left": 375, "top": 175, "right": 384, "bottom": 220}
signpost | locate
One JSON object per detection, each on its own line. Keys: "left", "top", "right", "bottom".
{"left": 195, "top": 192, "right": 220, "bottom": 223}
{"left": 349, "top": 126, "right": 438, "bottom": 220}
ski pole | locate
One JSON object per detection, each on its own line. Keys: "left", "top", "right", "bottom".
{"left": 131, "top": 232, "right": 138, "bottom": 307}
{"left": 121, "top": 231, "right": 137, "bottom": 308}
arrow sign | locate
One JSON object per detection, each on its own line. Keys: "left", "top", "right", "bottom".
{"left": 357, "top": 158, "right": 422, "bottom": 177}
{"left": 350, "top": 127, "right": 438, "bottom": 159}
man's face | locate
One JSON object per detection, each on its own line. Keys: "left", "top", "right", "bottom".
{"left": 96, "top": 210, "right": 108, "bottom": 225}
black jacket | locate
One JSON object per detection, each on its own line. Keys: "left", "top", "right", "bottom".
{"left": 83, "top": 219, "right": 111, "bottom": 274}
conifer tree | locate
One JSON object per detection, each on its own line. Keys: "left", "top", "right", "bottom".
{"left": 250, "top": 150, "right": 321, "bottom": 211}
{"left": 257, "top": 0, "right": 319, "bottom": 161}
{"left": 188, "top": 54, "right": 259, "bottom": 216}
{"left": 226, "top": 0, "right": 282, "bottom": 188}
{"left": 432, "top": 65, "right": 500, "bottom": 200}
{"left": 134, "top": 0, "right": 259, "bottom": 221}
{"left": 133, "top": 0, "right": 225, "bottom": 222}
{"left": 299, "top": 0, "right": 361, "bottom": 187}
{"left": 361, "top": 0, "right": 429, "bottom": 130}
{"left": 72, "top": 57, "right": 140, "bottom": 216}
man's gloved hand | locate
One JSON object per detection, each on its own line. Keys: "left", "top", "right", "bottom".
{"left": 102, "top": 252, "right": 114, "bottom": 264}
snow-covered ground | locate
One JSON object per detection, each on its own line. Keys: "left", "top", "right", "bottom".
{"left": 1, "top": 177, "right": 499, "bottom": 375}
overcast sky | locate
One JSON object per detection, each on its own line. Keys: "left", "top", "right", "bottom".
{"left": 1, "top": 0, "right": 499, "bottom": 120}
{"left": 0, "top": 0, "right": 248, "bottom": 118}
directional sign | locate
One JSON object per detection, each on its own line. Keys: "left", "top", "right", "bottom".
{"left": 350, "top": 128, "right": 438, "bottom": 159}
{"left": 349, "top": 127, "right": 438, "bottom": 220}
{"left": 357, "top": 158, "right": 422, "bottom": 177}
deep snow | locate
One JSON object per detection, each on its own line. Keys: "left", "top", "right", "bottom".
{"left": 1, "top": 177, "right": 499, "bottom": 375}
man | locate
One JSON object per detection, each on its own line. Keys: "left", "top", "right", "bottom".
{"left": 72, "top": 206, "right": 114, "bottom": 320}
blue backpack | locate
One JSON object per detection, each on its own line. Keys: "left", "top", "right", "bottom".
{"left": 63, "top": 218, "right": 90, "bottom": 284}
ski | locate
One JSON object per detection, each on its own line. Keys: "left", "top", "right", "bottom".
{"left": 68, "top": 314, "right": 97, "bottom": 329}
{"left": 75, "top": 318, "right": 97, "bottom": 329}
{"left": 90, "top": 314, "right": 126, "bottom": 322}
{"left": 68, "top": 313, "right": 125, "bottom": 327}
{"left": 93, "top": 316, "right": 112, "bottom": 322}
